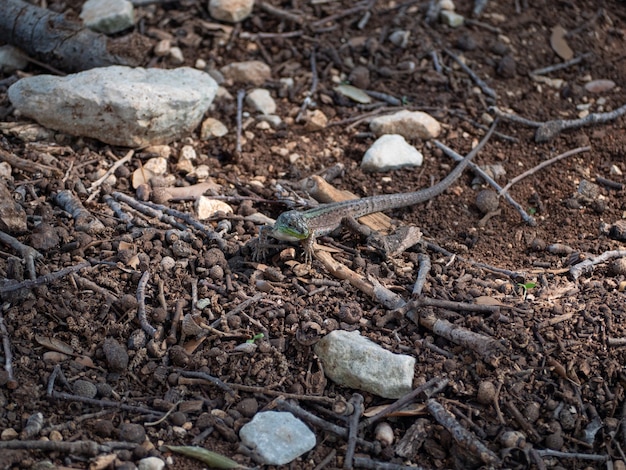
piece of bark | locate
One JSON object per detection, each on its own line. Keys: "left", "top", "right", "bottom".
{"left": 0, "top": 0, "right": 150, "bottom": 73}
{"left": 302, "top": 175, "right": 392, "bottom": 233}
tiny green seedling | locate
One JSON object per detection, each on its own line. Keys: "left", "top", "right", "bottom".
{"left": 246, "top": 333, "right": 264, "bottom": 344}
{"left": 517, "top": 281, "right": 536, "bottom": 299}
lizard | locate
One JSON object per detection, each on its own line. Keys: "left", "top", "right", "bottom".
{"left": 256, "top": 121, "right": 497, "bottom": 263}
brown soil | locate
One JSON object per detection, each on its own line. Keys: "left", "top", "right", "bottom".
{"left": 1, "top": 1, "right": 626, "bottom": 469}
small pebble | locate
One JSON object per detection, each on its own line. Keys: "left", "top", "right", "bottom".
{"left": 236, "top": 397, "right": 259, "bottom": 418}
{"left": 475, "top": 189, "right": 499, "bottom": 214}
{"left": 476, "top": 380, "right": 496, "bottom": 404}
{"left": 103, "top": 338, "right": 129, "bottom": 372}
{"left": 375, "top": 422, "right": 394, "bottom": 446}
{"left": 73, "top": 380, "right": 97, "bottom": 398}
{"left": 500, "top": 430, "right": 526, "bottom": 449}
{"left": 118, "top": 423, "right": 146, "bottom": 444}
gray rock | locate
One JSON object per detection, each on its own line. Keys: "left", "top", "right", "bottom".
{"left": 370, "top": 110, "right": 441, "bottom": 140}
{"left": 239, "top": 411, "right": 316, "bottom": 465}
{"left": 221, "top": 61, "right": 271, "bottom": 86}
{"left": 314, "top": 330, "right": 415, "bottom": 398}
{"left": 80, "top": 0, "right": 134, "bottom": 34}
{"left": 361, "top": 135, "right": 423, "bottom": 172}
{"left": 8, "top": 66, "right": 218, "bottom": 147}
{"left": 245, "top": 88, "right": 276, "bottom": 115}
{"left": 440, "top": 10, "right": 464, "bottom": 27}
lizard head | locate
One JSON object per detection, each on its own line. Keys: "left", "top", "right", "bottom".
{"left": 270, "top": 210, "right": 311, "bottom": 241}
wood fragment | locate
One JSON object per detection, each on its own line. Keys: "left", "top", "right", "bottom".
{"left": 427, "top": 399, "right": 500, "bottom": 465}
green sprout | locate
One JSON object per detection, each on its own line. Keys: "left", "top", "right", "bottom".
{"left": 517, "top": 281, "right": 536, "bottom": 299}
{"left": 246, "top": 333, "right": 264, "bottom": 344}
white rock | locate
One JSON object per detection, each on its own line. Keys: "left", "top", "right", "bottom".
{"left": 209, "top": 0, "right": 254, "bottom": 23}
{"left": 361, "top": 135, "right": 423, "bottom": 172}
{"left": 257, "top": 114, "right": 282, "bottom": 128}
{"left": 0, "top": 162, "right": 12, "bottom": 180}
{"left": 143, "top": 157, "right": 168, "bottom": 176}
{"left": 239, "top": 411, "right": 316, "bottom": 465}
{"left": 0, "top": 45, "right": 28, "bottom": 74}
{"left": 80, "top": 0, "right": 134, "bottom": 34}
{"left": 221, "top": 60, "right": 271, "bottom": 86}
{"left": 179, "top": 145, "right": 197, "bottom": 161}
{"left": 439, "top": 0, "right": 455, "bottom": 10}
{"left": 246, "top": 88, "right": 276, "bottom": 115}
{"left": 153, "top": 39, "right": 171, "bottom": 57}
{"left": 195, "top": 197, "right": 233, "bottom": 220}
{"left": 8, "top": 66, "right": 218, "bottom": 147}
{"left": 138, "top": 457, "right": 165, "bottom": 470}
{"left": 440, "top": 10, "right": 464, "bottom": 27}
{"left": 314, "top": 330, "right": 415, "bottom": 398}
{"left": 200, "top": 118, "right": 228, "bottom": 139}
{"left": 168, "top": 46, "right": 185, "bottom": 65}
{"left": 304, "top": 109, "right": 328, "bottom": 131}
{"left": 370, "top": 110, "right": 441, "bottom": 140}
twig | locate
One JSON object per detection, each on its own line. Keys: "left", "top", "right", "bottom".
{"left": 0, "top": 230, "right": 42, "bottom": 280}
{"left": 569, "top": 250, "right": 626, "bottom": 280}
{"left": 444, "top": 48, "right": 497, "bottom": 99}
{"left": 408, "top": 311, "right": 502, "bottom": 359}
{"left": 257, "top": 1, "right": 304, "bottom": 24}
{"left": 0, "top": 311, "right": 16, "bottom": 389}
{"left": 0, "top": 440, "right": 137, "bottom": 454}
{"left": 359, "top": 377, "right": 449, "bottom": 430}
{"left": 401, "top": 296, "right": 501, "bottom": 315}
{"left": 102, "top": 194, "right": 134, "bottom": 226}
{"left": 0, "top": 261, "right": 90, "bottom": 295}
{"left": 296, "top": 50, "right": 319, "bottom": 122}
{"left": 352, "top": 458, "right": 429, "bottom": 470}
{"left": 111, "top": 192, "right": 225, "bottom": 249}
{"left": 0, "top": 147, "right": 62, "bottom": 177}
{"left": 55, "top": 190, "right": 105, "bottom": 234}
{"left": 209, "top": 293, "right": 264, "bottom": 328}
{"left": 177, "top": 370, "right": 235, "bottom": 395}
{"left": 499, "top": 146, "right": 591, "bottom": 196}
{"left": 48, "top": 365, "right": 163, "bottom": 415}
{"left": 136, "top": 270, "right": 157, "bottom": 338}
{"left": 434, "top": 140, "right": 537, "bottom": 226}
{"left": 344, "top": 394, "right": 363, "bottom": 470}
{"left": 427, "top": 399, "right": 500, "bottom": 465}
{"left": 412, "top": 253, "right": 431, "bottom": 296}
{"left": 530, "top": 53, "right": 593, "bottom": 76}
{"left": 534, "top": 449, "right": 608, "bottom": 462}
{"left": 88, "top": 150, "right": 133, "bottom": 193}
{"left": 236, "top": 89, "right": 245, "bottom": 155}
{"left": 491, "top": 104, "right": 626, "bottom": 143}
{"left": 310, "top": 1, "right": 373, "bottom": 29}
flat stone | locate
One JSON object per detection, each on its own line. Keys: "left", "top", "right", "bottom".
{"left": 209, "top": 0, "right": 254, "bottom": 23}
{"left": 80, "top": 0, "right": 134, "bottom": 34}
{"left": 440, "top": 10, "right": 464, "bottom": 27}
{"left": 314, "top": 330, "right": 415, "bottom": 398}
{"left": 361, "top": 134, "right": 423, "bottom": 172}
{"left": 8, "top": 66, "right": 218, "bottom": 147}
{"left": 370, "top": 110, "right": 441, "bottom": 140}
{"left": 221, "top": 61, "right": 271, "bottom": 86}
{"left": 240, "top": 411, "right": 316, "bottom": 465}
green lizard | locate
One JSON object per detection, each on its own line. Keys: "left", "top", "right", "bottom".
{"left": 257, "top": 121, "right": 497, "bottom": 263}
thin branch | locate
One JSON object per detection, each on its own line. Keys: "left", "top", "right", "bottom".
{"left": 499, "top": 146, "right": 591, "bottom": 195}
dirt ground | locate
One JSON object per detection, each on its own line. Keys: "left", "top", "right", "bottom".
{"left": 1, "top": 0, "right": 626, "bottom": 469}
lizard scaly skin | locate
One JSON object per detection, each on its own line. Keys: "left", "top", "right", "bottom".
{"left": 258, "top": 122, "right": 497, "bottom": 262}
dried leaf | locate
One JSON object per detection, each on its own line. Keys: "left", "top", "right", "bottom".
{"left": 363, "top": 402, "right": 426, "bottom": 417}
{"left": 550, "top": 25, "right": 573, "bottom": 61}
{"left": 35, "top": 335, "right": 74, "bottom": 355}
{"left": 165, "top": 445, "right": 248, "bottom": 469}
{"left": 334, "top": 84, "right": 372, "bottom": 104}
